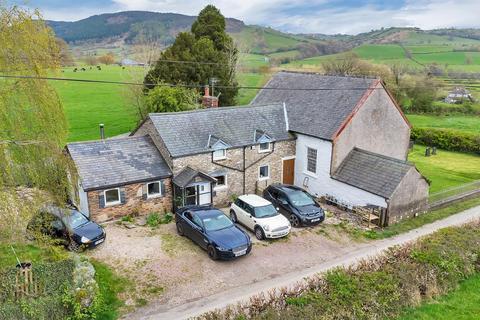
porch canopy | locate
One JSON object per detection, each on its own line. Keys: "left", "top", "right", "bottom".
{"left": 173, "top": 167, "right": 217, "bottom": 209}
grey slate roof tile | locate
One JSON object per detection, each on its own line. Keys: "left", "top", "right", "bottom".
{"left": 332, "top": 148, "right": 413, "bottom": 199}
{"left": 67, "top": 136, "right": 172, "bottom": 191}
{"left": 148, "top": 103, "right": 292, "bottom": 157}
{"left": 251, "top": 71, "right": 378, "bottom": 140}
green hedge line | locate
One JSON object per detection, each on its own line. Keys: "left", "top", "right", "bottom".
{"left": 411, "top": 127, "right": 480, "bottom": 154}
{"left": 198, "top": 222, "right": 480, "bottom": 320}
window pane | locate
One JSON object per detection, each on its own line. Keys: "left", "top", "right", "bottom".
{"left": 213, "top": 149, "right": 226, "bottom": 159}
{"left": 259, "top": 165, "right": 269, "bottom": 178}
{"left": 148, "top": 182, "right": 160, "bottom": 195}
{"left": 105, "top": 189, "right": 119, "bottom": 203}
{"left": 307, "top": 148, "right": 317, "bottom": 173}
{"left": 216, "top": 175, "right": 226, "bottom": 186}
{"left": 259, "top": 142, "right": 270, "bottom": 150}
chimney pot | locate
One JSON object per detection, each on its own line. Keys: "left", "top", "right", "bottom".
{"left": 204, "top": 85, "right": 209, "bottom": 97}
{"left": 99, "top": 124, "right": 105, "bottom": 140}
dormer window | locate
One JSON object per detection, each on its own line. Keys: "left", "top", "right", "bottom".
{"left": 213, "top": 148, "right": 227, "bottom": 160}
{"left": 259, "top": 142, "right": 271, "bottom": 153}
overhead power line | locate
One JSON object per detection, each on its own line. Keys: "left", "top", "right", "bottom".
{"left": 0, "top": 74, "right": 469, "bottom": 91}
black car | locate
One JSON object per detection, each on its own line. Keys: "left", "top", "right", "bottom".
{"left": 175, "top": 206, "right": 252, "bottom": 260}
{"left": 27, "top": 206, "right": 106, "bottom": 251}
{"left": 263, "top": 184, "right": 325, "bottom": 227}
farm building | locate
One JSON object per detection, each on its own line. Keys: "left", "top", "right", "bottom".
{"left": 67, "top": 71, "right": 429, "bottom": 225}
{"left": 444, "top": 87, "right": 474, "bottom": 104}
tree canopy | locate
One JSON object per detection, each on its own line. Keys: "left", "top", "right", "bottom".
{"left": 144, "top": 5, "right": 238, "bottom": 106}
{"left": 0, "top": 5, "right": 72, "bottom": 241}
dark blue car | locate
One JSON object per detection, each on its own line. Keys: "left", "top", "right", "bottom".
{"left": 175, "top": 206, "right": 252, "bottom": 260}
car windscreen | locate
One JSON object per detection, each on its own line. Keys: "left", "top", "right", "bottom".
{"left": 288, "top": 191, "right": 315, "bottom": 207}
{"left": 67, "top": 210, "right": 89, "bottom": 229}
{"left": 254, "top": 205, "right": 278, "bottom": 218}
{"left": 202, "top": 213, "right": 233, "bottom": 232}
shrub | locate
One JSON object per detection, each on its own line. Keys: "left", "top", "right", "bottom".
{"left": 411, "top": 127, "right": 480, "bottom": 154}
{"left": 146, "top": 212, "right": 173, "bottom": 228}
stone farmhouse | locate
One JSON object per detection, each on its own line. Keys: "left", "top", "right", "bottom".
{"left": 67, "top": 71, "right": 429, "bottom": 225}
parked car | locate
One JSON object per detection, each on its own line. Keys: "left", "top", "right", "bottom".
{"left": 175, "top": 205, "right": 252, "bottom": 260}
{"left": 263, "top": 184, "right": 325, "bottom": 227}
{"left": 27, "top": 206, "right": 105, "bottom": 251}
{"left": 230, "top": 194, "right": 291, "bottom": 240}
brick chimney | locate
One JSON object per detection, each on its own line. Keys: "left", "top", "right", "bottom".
{"left": 202, "top": 85, "right": 219, "bottom": 108}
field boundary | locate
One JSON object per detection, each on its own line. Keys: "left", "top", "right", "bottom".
{"left": 429, "top": 180, "right": 480, "bottom": 210}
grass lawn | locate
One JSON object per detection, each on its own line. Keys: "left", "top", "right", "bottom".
{"left": 396, "top": 273, "right": 480, "bottom": 320}
{"left": 407, "top": 114, "right": 480, "bottom": 135}
{"left": 236, "top": 72, "right": 270, "bottom": 105}
{"left": 0, "top": 243, "right": 64, "bottom": 269}
{"left": 408, "top": 145, "right": 480, "bottom": 193}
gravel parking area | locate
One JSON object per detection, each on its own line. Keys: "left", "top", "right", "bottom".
{"left": 86, "top": 208, "right": 365, "bottom": 316}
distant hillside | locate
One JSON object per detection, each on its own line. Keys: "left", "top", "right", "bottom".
{"left": 46, "top": 11, "right": 336, "bottom": 58}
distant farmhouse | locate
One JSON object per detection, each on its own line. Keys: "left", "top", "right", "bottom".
{"left": 444, "top": 87, "right": 474, "bottom": 104}
{"left": 120, "top": 58, "right": 145, "bottom": 67}
{"left": 67, "top": 71, "right": 429, "bottom": 226}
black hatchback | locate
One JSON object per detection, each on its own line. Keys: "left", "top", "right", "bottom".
{"left": 263, "top": 184, "right": 325, "bottom": 227}
{"left": 27, "top": 206, "right": 106, "bottom": 251}
{"left": 175, "top": 206, "right": 252, "bottom": 260}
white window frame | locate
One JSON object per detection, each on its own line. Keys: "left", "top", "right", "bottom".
{"left": 258, "top": 165, "right": 270, "bottom": 181}
{"left": 104, "top": 188, "right": 121, "bottom": 206}
{"left": 147, "top": 181, "right": 162, "bottom": 198}
{"left": 258, "top": 142, "right": 271, "bottom": 153}
{"left": 212, "top": 149, "right": 227, "bottom": 160}
{"left": 213, "top": 174, "right": 228, "bottom": 190}
{"left": 306, "top": 147, "right": 317, "bottom": 174}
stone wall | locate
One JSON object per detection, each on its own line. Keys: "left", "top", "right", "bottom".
{"left": 87, "top": 178, "right": 173, "bottom": 222}
{"left": 332, "top": 83, "right": 411, "bottom": 173}
{"left": 387, "top": 168, "right": 429, "bottom": 225}
{"left": 172, "top": 140, "right": 296, "bottom": 206}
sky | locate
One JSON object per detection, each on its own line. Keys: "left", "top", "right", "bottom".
{"left": 12, "top": 0, "right": 480, "bottom": 34}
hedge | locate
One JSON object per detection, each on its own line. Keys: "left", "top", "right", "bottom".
{"left": 411, "top": 127, "right": 480, "bottom": 154}
{"left": 197, "top": 221, "right": 480, "bottom": 320}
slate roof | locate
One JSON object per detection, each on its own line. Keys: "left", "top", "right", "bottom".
{"left": 251, "top": 71, "right": 378, "bottom": 140}
{"left": 147, "top": 103, "right": 292, "bottom": 157}
{"left": 67, "top": 136, "right": 172, "bottom": 191}
{"left": 332, "top": 148, "right": 413, "bottom": 199}
{"left": 173, "top": 167, "right": 216, "bottom": 188}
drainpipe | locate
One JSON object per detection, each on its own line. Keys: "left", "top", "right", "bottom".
{"left": 243, "top": 146, "right": 246, "bottom": 194}
{"left": 99, "top": 124, "right": 105, "bottom": 140}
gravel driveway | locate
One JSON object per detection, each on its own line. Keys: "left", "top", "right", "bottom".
{"left": 87, "top": 209, "right": 362, "bottom": 315}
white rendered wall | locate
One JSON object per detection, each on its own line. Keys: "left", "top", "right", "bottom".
{"left": 294, "top": 134, "right": 387, "bottom": 208}
{"left": 78, "top": 184, "right": 90, "bottom": 217}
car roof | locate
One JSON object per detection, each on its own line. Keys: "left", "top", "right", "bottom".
{"left": 238, "top": 194, "right": 272, "bottom": 207}
{"left": 271, "top": 184, "right": 303, "bottom": 194}
{"left": 186, "top": 206, "right": 224, "bottom": 218}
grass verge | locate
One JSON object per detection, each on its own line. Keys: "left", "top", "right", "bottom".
{"left": 91, "top": 260, "right": 131, "bottom": 320}
{"left": 396, "top": 273, "right": 480, "bottom": 320}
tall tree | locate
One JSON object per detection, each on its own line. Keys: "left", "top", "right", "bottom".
{"left": 144, "top": 5, "right": 238, "bottom": 106}
{"left": 0, "top": 5, "right": 72, "bottom": 240}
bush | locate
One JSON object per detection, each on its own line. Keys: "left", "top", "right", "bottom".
{"left": 146, "top": 212, "right": 173, "bottom": 228}
{"left": 411, "top": 127, "right": 480, "bottom": 154}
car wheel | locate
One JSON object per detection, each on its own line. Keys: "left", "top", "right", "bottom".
{"left": 230, "top": 210, "right": 237, "bottom": 223}
{"left": 67, "top": 241, "right": 81, "bottom": 252}
{"left": 207, "top": 245, "right": 218, "bottom": 260}
{"left": 255, "top": 227, "right": 265, "bottom": 240}
{"left": 289, "top": 214, "right": 300, "bottom": 227}
{"left": 176, "top": 223, "right": 184, "bottom": 236}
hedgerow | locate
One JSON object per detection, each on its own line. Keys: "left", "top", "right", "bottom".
{"left": 197, "top": 221, "right": 480, "bottom": 320}
{"left": 411, "top": 127, "right": 480, "bottom": 154}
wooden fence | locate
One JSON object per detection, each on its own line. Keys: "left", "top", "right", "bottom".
{"left": 15, "top": 264, "right": 40, "bottom": 299}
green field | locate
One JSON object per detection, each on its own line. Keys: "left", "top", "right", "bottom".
{"left": 408, "top": 145, "right": 480, "bottom": 193}
{"left": 54, "top": 65, "right": 143, "bottom": 142}
{"left": 396, "top": 273, "right": 480, "bottom": 320}
{"left": 407, "top": 114, "right": 480, "bottom": 135}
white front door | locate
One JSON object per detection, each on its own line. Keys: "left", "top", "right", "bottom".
{"left": 197, "top": 182, "right": 211, "bottom": 205}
